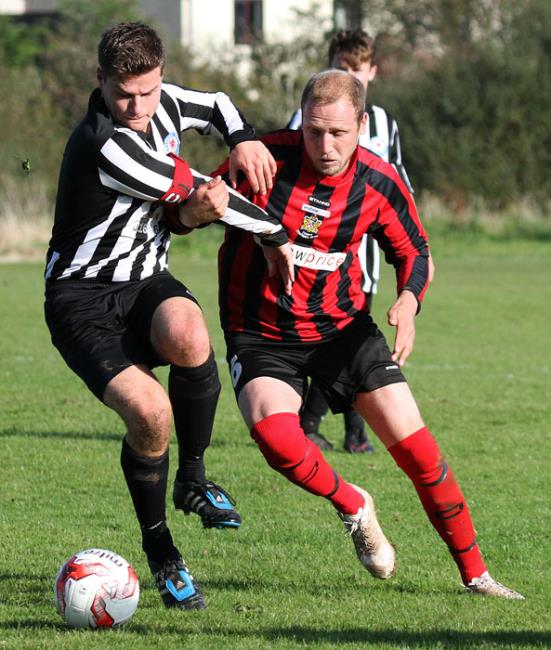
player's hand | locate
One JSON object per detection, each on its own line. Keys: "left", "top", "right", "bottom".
{"left": 387, "top": 289, "right": 418, "bottom": 366}
{"left": 228, "top": 141, "right": 277, "bottom": 195}
{"left": 262, "top": 242, "right": 295, "bottom": 296}
{"left": 178, "top": 176, "right": 229, "bottom": 228}
{"left": 428, "top": 252, "right": 436, "bottom": 283}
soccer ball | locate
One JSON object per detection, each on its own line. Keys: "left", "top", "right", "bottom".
{"left": 55, "top": 549, "right": 139, "bottom": 629}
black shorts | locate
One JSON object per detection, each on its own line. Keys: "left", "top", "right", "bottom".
{"left": 225, "top": 313, "right": 406, "bottom": 413}
{"left": 44, "top": 271, "right": 197, "bottom": 402}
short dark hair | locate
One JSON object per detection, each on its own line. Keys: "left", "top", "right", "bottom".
{"left": 301, "top": 70, "right": 366, "bottom": 125}
{"left": 98, "top": 22, "right": 166, "bottom": 78}
{"left": 328, "top": 29, "right": 376, "bottom": 69}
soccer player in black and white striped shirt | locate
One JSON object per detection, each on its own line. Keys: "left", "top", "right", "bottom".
{"left": 44, "top": 22, "right": 292, "bottom": 612}
{"left": 288, "top": 29, "right": 431, "bottom": 455}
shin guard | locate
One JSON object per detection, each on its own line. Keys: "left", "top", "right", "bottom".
{"left": 389, "top": 427, "right": 486, "bottom": 583}
{"left": 251, "top": 412, "right": 363, "bottom": 514}
{"left": 169, "top": 351, "right": 221, "bottom": 482}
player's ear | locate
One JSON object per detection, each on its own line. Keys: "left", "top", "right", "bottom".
{"left": 368, "top": 64, "right": 378, "bottom": 82}
{"left": 96, "top": 67, "right": 104, "bottom": 87}
{"left": 358, "top": 111, "right": 368, "bottom": 137}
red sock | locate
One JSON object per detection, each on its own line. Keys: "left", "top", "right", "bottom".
{"left": 251, "top": 413, "right": 363, "bottom": 515}
{"left": 388, "top": 427, "right": 486, "bottom": 584}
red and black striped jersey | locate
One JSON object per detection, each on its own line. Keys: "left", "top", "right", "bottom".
{"left": 217, "top": 130, "right": 429, "bottom": 343}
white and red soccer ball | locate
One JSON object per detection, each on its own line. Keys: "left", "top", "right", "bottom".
{"left": 55, "top": 549, "right": 139, "bottom": 629}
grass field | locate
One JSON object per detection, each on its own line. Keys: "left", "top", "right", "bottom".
{"left": 1, "top": 231, "right": 550, "bottom": 649}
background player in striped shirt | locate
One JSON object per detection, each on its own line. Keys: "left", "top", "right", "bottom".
{"left": 288, "top": 29, "right": 429, "bottom": 454}
{"left": 44, "top": 22, "right": 291, "bottom": 611}
{"left": 215, "top": 70, "right": 522, "bottom": 600}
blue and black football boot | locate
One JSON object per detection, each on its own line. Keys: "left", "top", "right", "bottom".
{"left": 148, "top": 553, "right": 206, "bottom": 610}
{"left": 173, "top": 479, "right": 241, "bottom": 529}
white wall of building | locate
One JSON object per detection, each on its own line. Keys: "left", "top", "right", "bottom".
{"left": 147, "top": 0, "right": 333, "bottom": 53}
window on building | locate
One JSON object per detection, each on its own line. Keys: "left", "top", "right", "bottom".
{"left": 234, "top": 0, "right": 263, "bottom": 45}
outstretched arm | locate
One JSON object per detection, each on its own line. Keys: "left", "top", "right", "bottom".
{"left": 387, "top": 289, "right": 418, "bottom": 366}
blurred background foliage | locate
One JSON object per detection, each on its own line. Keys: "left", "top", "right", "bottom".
{"left": 0, "top": 0, "right": 549, "bottom": 255}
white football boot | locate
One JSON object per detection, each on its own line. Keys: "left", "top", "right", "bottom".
{"left": 466, "top": 571, "right": 525, "bottom": 600}
{"left": 339, "top": 484, "right": 396, "bottom": 579}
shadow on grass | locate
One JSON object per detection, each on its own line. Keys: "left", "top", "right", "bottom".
{"left": 0, "top": 620, "right": 548, "bottom": 648}
{"left": 261, "top": 627, "right": 551, "bottom": 647}
{"left": 0, "top": 427, "right": 122, "bottom": 442}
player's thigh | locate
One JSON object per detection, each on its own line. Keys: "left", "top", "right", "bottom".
{"left": 226, "top": 339, "right": 305, "bottom": 427}
{"left": 45, "top": 282, "right": 158, "bottom": 402}
{"left": 238, "top": 377, "right": 302, "bottom": 428}
{"left": 128, "top": 271, "right": 208, "bottom": 365}
{"left": 354, "top": 382, "right": 424, "bottom": 449}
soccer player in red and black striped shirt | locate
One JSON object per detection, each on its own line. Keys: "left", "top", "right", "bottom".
{"left": 215, "top": 70, "right": 523, "bottom": 599}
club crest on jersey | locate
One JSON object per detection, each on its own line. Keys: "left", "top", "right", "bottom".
{"left": 297, "top": 214, "right": 323, "bottom": 239}
{"left": 296, "top": 200, "right": 331, "bottom": 239}
{"left": 163, "top": 131, "right": 180, "bottom": 154}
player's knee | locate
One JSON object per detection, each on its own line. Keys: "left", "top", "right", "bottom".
{"left": 152, "top": 301, "right": 211, "bottom": 365}
{"left": 389, "top": 426, "right": 444, "bottom": 482}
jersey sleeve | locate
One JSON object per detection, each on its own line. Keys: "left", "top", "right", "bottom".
{"left": 206, "top": 159, "right": 287, "bottom": 247}
{"left": 367, "top": 164, "right": 429, "bottom": 305}
{"left": 286, "top": 108, "right": 303, "bottom": 130}
{"left": 388, "top": 118, "right": 414, "bottom": 194}
{"left": 165, "top": 84, "right": 256, "bottom": 148}
{"left": 98, "top": 128, "right": 194, "bottom": 203}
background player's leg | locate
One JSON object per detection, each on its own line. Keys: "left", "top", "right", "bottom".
{"left": 300, "top": 381, "right": 333, "bottom": 450}
{"left": 343, "top": 409, "right": 375, "bottom": 454}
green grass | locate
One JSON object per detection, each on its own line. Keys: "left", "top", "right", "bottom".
{"left": 1, "top": 232, "right": 550, "bottom": 649}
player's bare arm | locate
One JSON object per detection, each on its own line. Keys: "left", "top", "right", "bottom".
{"left": 228, "top": 140, "right": 277, "bottom": 195}
{"left": 262, "top": 242, "right": 295, "bottom": 296}
{"left": 178, "top": 176, "right": 229, "bottom": 228}
{"left": 387, "top": 289, "right": 418, "bottom": 366}
{"left": 428, "top": 252, "right": 436, "bottom": 283}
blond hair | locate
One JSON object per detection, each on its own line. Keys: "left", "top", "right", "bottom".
{"left": 301, "top": 70, "right": 366, "bottom": 124}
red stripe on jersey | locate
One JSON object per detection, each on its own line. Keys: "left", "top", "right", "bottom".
{"left": 218, "top": 131, "right": 429, "bottom": 342}
{"left": 160, "top": 153, "right": 193, "bottom": 203}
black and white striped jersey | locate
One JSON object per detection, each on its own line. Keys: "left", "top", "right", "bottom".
{"left": 45, "top": 83, "right": 285, "bottom": 283}
{"left": 286, "top": 104, "right": 413, "bottom": 294}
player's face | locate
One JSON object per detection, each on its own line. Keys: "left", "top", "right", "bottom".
{"left": 98, "top": 66, "right": 163, "bottom": 133}
{"left": 302, "top": 98, "right": 367, "bottom": 176}
{"left": 330, "top": 55, "right": 377, "bottom": 91}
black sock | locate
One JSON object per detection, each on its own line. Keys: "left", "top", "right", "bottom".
{"left": 300, "top": 381, "right": 330, "bottom": 433}
{"left": 141, "top": 520, "right": 179, "bottom": 565}
{"left": 120, "top": 437, "right": 169, "bottom": 530}
{"left": 168, "top": 351, "right": 221, "bottom": 484}
{"left": 344, "top": 410, "right": 365, "bottom": 434}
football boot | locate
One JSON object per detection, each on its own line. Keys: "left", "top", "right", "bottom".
{"left": 466, "top": 572, "right": 524, "bottom": 600}
{"left": 339, "top": 484, "right": 395, "bottom": 579}
{"left": 148, "top": 554, "right": 206, "bottom": 610}
{"left": 344, "top": 428, "right": 375, "bottom": 454}
{"left": 173, "top": 479, "right": 241, "bottom": 529}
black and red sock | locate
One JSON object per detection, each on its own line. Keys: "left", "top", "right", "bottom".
{"left": 389, "top": 427, "right": 486, "bottom": 583}
{"left": 252, "top": 412, "right": 363, "bottom": 515}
